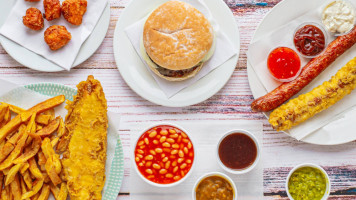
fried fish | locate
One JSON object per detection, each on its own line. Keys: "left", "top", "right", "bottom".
{"left": 60, "top": 75, "right": 108, "bottom": 200}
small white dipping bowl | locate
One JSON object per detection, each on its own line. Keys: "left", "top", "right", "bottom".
{"left": 192, "top": 172, "right": 238, "bottom": 200}
{"left": 132, "top": 122, "right": 196, "bottom": 187}
{"left": 286, "top": 163, "right": 331, "bottom": 200}
{"left": 217, "top": 129, "right": 260, "bottom": 174}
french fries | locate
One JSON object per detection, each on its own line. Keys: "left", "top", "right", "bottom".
{"left": 0, "top": 96, "right": 68, "bottom": 200}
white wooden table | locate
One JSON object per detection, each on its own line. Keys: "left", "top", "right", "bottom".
{"left": 0, "top": 0, "right": 355, "bottom": 199}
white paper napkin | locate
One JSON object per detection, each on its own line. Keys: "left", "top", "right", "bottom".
{"left": 247, "top": 0, "right": 356, "bottom": 140}
{"left": 0, "top": 0, "right": 107, "bottom": 71}
{"left": 123, "top": 120, "right": 263, "bottom": 200}
{"left": 0, "top": 79, "right": 120, "bottom": 199}
{"left": 125, "top": 0, "right": 238, "bottom": 98}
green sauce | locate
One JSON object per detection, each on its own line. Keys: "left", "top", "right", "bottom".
{"left": 288, "top": 167, "right": 327, "bottom": 200}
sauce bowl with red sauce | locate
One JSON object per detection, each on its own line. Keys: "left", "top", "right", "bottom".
{"left": 133, "top": 123, "right": 196, "bottom": 187}
{"left": 267, "top": 47, "right": 302, "bottom": 82}
{"left": 217, "top": 129, "right": 260, "bottom": 174}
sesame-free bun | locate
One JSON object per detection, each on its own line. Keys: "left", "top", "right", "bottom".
{"left": 143, "top": 0, "right": 214, "bottom": 71}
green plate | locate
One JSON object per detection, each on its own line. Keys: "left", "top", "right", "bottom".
{"left": 23, "top": 83, "right": 124, "bottom": 200}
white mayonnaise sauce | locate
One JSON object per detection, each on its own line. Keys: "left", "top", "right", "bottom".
{"left": 322, "top": 0, "right": 356, "bottom": 34}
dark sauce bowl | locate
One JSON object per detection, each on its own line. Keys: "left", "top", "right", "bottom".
{"left": 216, "top": 129, "right": 260, "bottom": 174}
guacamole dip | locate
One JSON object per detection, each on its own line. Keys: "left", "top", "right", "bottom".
{"left": 288, "top": 167, "right": 327, "bottom": 200}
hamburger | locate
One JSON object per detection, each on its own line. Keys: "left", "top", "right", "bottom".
{"left": 141, "top": 0, "right": 215, "bottom": 81}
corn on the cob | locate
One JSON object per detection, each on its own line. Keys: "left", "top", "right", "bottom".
{"left": 269, "top": 57, "right": 356, "bottom": 131}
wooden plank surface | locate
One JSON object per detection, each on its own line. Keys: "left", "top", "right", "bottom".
{"left": 0, "top": 0, "right": 355, "bottom": 199}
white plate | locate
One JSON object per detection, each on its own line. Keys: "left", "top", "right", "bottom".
{"left": 113, "top": 0, "right": 240, "bottom": 107}
{"left": 0, "top": 0, "right": 110, "bottom": 72}
{"left": 247, "top": 0, "right": 356, "bottom": 145}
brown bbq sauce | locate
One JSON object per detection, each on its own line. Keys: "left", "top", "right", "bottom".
{"left": 294, "top": 24, "right": 326, "bottom": 57}
{"left": 218, "top": 133, "right": 257, "bottom": 170}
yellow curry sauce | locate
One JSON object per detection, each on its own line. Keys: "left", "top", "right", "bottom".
{"left": 196, "top": 176, "right": 234, "bottom": 200}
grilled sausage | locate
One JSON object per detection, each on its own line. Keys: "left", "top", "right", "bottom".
{"left": 251, "top": 27, "right": 356, "bottom": 112}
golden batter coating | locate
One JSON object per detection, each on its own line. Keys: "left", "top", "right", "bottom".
{"left": 61, "top": 0, "right": 87, "bottom": 25}
{"left": 44, "top": 25, "right": 71, "bottom": 51}
{"left": 43, "top": 0, "right": 61, "bottom": 21}
{"left": 23, "top": 8, "right": 44, "bottom": 31}
{"left": 269, "top": 57, "right": 356, "bottom": 131}
{"left": 61, "top": 75, "right": 108, "bottom": 200}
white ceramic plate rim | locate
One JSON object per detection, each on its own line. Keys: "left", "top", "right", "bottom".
{"left": 0, "top": 1, "right": 110, "bottom": 72}
{"left": 113, "top": 0, "right": 240, "bottom": 107}
{"left": 247, "top": 0, "right": 356, "bottom": 145}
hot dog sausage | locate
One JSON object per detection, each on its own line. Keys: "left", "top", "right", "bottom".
{"left": 251, "top": 27, "right": 356, "bottom": 112}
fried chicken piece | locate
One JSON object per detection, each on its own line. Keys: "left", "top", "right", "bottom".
{"left": 22, "top": 8, "right": 44, "bottom": 30}
{"left": 61, "top": 76, "right": 108, "bottom": 200}
{"left": 61, "top": 0, "right": 87, "bottom": 25}
{"left": 44, "top": 25, "right": 71, "bottom": 51}
{"left": 43, "top": 0, "right": 61, "bottom": 21}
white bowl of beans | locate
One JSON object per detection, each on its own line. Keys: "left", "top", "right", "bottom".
{"left": 133, "top": 123, "right": 196, "bottom": 187}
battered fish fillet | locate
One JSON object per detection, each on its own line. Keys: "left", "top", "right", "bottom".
{"left": 61, "top": 75, "right": 108, "bottom": 200}
{"left": 269, "top": 57, "right": 356, "bottom": 131}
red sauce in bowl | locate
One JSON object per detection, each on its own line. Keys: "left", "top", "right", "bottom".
{"left": 218, "top": 133, "right": 257, "bottom": 170}
{"left": 294, "top": 24, "right": 326, "bottom": 57}
{"left": 267, "top": 47, "right": 301, "bottom": 81}
{"left": 134, "top": 125, "right": 194, "bottom": 184}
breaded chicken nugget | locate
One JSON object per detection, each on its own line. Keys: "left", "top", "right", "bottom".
{"left": 44, "top": 25, "right": 71, "bottom": 51}
{"left": 43, "top": 0, "right": 61, "bottom": 21}
{"left": 62, "top": 0, "right": 87, "bottom": 25}
{"left": 23, "top": 8, "right": 44, "bottom": 30}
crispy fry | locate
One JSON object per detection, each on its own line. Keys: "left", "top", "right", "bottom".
{"left": 23, "top": 170, "right": 33, "bottom": 190}
{"left": 9, "top": 174, "right": 21, "bottom": 200}
{"left": 32, "top": 193, "right": 41, "bottom": 200}
{"left": 45, "top": 156, "right": 62, "bottom": 185}
{"left": 13, "top": 134, "right": 41, "bottom": 165}
{"left": 0, "top": 104, "right": 9, "bottom": 122}
{"left": 2, "top": 166, "right": 12, "bottom": 175}
{"left": 57, "top": 117, "right": 64, "bottom": 138}
{"left": 49, "top": 183, "right": 59, "bottom": 198}
{"left": 0, "top": 131, "right": 28, "bottom": 170}
{"left": 36, "top": 117, "right": 60, "bottom": 136}
{"left": 0, "top": 95, "right": 65, "bottom": 143}
{"left": 20, "top": 178, "right": 29, "bottom": 200}
{"left": 2, "top": 185, "right": 10, "bottom": 200}
{"left": 0, "top": 127, "right": 25, "bottom": 162}
{"left": 0, "top": 107, "right": 11, "bottom": 129}
{"left": 28, "top": 158, "right": 43, "bottom": 180}
{"left": 42, "top": 109, "right": 55, "bottom": 121}
{"left": 36, "top": 115, "right": 52, "bottom": 125}
{"left": 57, "top": 182, "right": 68, "bottom": 200}
{"left": 0, "top": 142, "right": 14, "bottom": 163}
{"left": 5, "top": 163, "right": 24, "bottom": 186}
{"left": 21, "top": 179, "right": 44, "bottom": 199}
{"left": 20, "top": 162, "right": 30, "bottom": 174}
{"left": 37, "top": 184, "right": 50, "bottom": 200}
{"left": 2, "top": 102, "right": 52, "bottom": 125}
{"left": 0, "top": 172, "right": 3, "bottom": 195}
{"left": 50, "top": 137, "right": 59, "bottom": 148}
{"left": 37, "top": 151, "right": 46, "bottom": 166}
{"left": 0, "top": 140, "right": 5, "bottom": 149}
{"left": 0, "top": 102, "right": 25, "bottom": 114}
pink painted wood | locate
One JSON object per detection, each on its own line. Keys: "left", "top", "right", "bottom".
{"left": 0, "top": 0, "right": 355, "bottom": 199}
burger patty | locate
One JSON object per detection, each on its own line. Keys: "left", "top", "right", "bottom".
{"left": 149, "top": 56, "right": 201, "bottom": 78}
